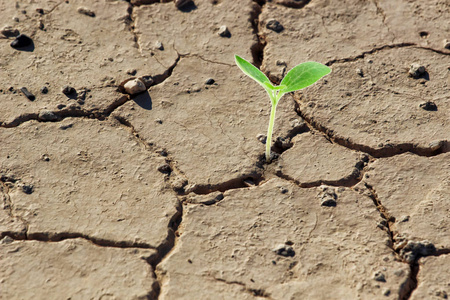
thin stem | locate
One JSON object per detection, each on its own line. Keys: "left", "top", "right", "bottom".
{"left": 265, "top": 102, "right": 277, "bottom": 162}
{"left": 265, "top": 91, "right": 284, "bottom": 162}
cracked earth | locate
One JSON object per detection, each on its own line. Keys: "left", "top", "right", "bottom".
{"left": 0, "top": 0, "right": 449, "bottom": 299}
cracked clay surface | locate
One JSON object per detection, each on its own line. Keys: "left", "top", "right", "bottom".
{"left": 1, "top": 0, "right": 449, "bottom": 299}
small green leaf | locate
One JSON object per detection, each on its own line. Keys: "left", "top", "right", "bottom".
{"left": 235, "top": 55, "right": 274, "bottom": 90}
{"left": 280, "top": 62, "right": 331, "bottom": 94}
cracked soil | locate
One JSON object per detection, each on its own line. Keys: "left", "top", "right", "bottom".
{"left": 0, "top": 0, "right": 449, "bottom": 299}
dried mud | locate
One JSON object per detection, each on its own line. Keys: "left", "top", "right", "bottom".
{"left": 0, "top": 0, "right": 449, "bottom": 299}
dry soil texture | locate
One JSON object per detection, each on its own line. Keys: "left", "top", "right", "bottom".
{"left": 0, "top": 0, "right": 449, "bottom": 299}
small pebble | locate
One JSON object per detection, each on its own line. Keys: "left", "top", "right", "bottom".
{"left": 218, "top": 25, "right": 231, "bottom": 37}
{"left": 77, "top": 89, "right": 87, "bottom": 101}
{"left": 1, "top": 236, "right": 14, "bottom": 244}
{"left": 205, "top": 78, "right": 215, "bottom": 85}
{"left": 123, "top": 78, "right": 147, "bottom": 95}
{"left": 279, "top": 187, "right": 288, "bottom": 194}
{"left": 273, "top": 244, "right": 295, "bottom": 257}
{"left": 174, "top": 0, "right": 193, "bottom": 9}
{"left": 319, "top": 185, "right": 337, "bottom": 207}
{"left": 155, "top": 118, "right": 163, "bottom": 124}
{"left": 36, "top": 8, "right": 44, "bottom": 14}
{"left": 38, "top": 20, "right": 44, "bottom": 30}
{"left": 356, "top": 68, "right": 364, "bottom": 76}
{"left": 21, "top": 183, "right": 34, "bottom": 194}
{"left": 373, "top": 271, "right": 386, "bottom": 282}
{"left": 155, "top": 41, "right": 164, "bottom": 50}
{"left": 10, "top": 34, "right": 33, "bottom": 49}
{"left": 157, "top": 164, "right": 172, "bottom": 174}
{"left": 257, "top": 134, "right": 267, "bottom": 144}
{"left": 62, "top": 85, "right": 76, "bottom": 95}
{"left": 20, "top": 87, "right": 35, "bottom": 101}
{"left": 126, "top": 69, "right": 137, "bottom": 76}
{"left": 428, "top": 141, "right": 442, "bottom": 151}
{"left": 266, "top": 19, "right": 284, "bottom": 32}
{"left": 409, "top": 63, "right": 426, "bottom": 78}
{"left": 1, "top": 25, "right": 19, "bottom": 37}
{"left": 419, "top": 101, "right": 437, "bottom": 111}
{"left": 42, "top": 154, "right": 50, "bottom": 161}
{"left": 383, "top": 289, "right": 391, "bottom": 296}
{"left": 38, "top": 110, "right": 59, "bottom": 121}
{"left": 57, "top": 104, "right": 66, "bottom": 109}
{"left": 443, "top": 39, "right": 450, "bottom": 50}
{"left": 77, "top": 7, "right": 95, "bottom": 17}
{"left": 139, "top": 76, "right": 154, "bottom": 88}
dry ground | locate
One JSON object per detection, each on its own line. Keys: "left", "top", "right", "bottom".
{"left": 0, "top": 0, "right": 449, "bottom": 299}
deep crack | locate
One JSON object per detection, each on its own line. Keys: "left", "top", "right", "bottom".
{"left": 250, "top": 1, "right": 266, "bottom": 68}
{"left": 149, "top": 199, "right": 183, "bottom": 300}
{"left": 294, "top": 98, "right": 449, "bottom": 158}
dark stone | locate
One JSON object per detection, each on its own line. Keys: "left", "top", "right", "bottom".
{"left": 419, "top": 101, "right": 437, "bottom": 111}
{"left": 205, "top": 78, "right": 215, "bottom": 85}
{"left": 10, "top": 34, "right": 33, "bottom": 49}
{"left": 22, "top": 184, "right": 34, "bottom": 194}
{"left": 62, "top": 85, "right": 76, "bottom": 95}
{"left": 20, "top": 87, "right": 35, "bottom": 101}
{"left": 41, "top": 86, "right": 48, "bottom": 94}
{"left": 274, "top": 245, "right": 295, "bottom": 257}
{"left": 157, "top": 164, "right": 172, "bottom": 174}
{"left": 266, "top": 19, "right": 284, "bottom": 33}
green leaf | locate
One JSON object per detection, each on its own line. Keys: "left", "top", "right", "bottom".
{"left": 235, "top": 55, "right": 274, "bottom": 90}
{"left": 280, "top": 62, "right": 331, "bottom": 94}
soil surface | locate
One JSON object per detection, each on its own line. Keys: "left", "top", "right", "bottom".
{"left": 1, "top": 0, "right": 449, "bottom": 299}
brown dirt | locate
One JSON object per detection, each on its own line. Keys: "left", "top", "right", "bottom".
{"left": 0, "top": 0, "right": 449, "bottom": 299}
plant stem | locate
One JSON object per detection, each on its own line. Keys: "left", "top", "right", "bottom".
{"left": 265, "top": 102, "right": 277, "bottom": 162}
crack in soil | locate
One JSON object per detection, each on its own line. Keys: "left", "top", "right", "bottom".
{"left": 0, "top": 53, "right": 182, "bottom": 129}
{"left": 149, "top": 198, "right": 183, "bottom": 300}
{"left": 250, "top": 0, "right": 266, "bottom": 68}
{"left": 2, "top": 231, "right": 158, "bottom": 249}
{"left": 362, "top": 183, "right": 450, "bottom": 300}
{"left": 326, "top": 43, "right": 416, "bottom": 66}
{"left": 275, "top": 156, "right": 367, "bottom": 189}
{"left": 371, "top": 0, "right": 395, "bottom": 43}
{"left": 326, "top": 43, "right": 450, "bottom": 67}
{"left": 293, "top": 97, "right": 449, "bottom": 158}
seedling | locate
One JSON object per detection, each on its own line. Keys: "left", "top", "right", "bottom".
{"left": 235, "top": 55, "right": 331, "bottom": 162}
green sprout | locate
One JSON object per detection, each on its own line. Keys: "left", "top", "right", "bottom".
{"left": 234, "top": 55, "right": 331, "bottom": 162}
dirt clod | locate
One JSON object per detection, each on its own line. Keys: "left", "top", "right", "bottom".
{"left": 77, "top": 7, "right": 95, "bottom": 17}
{"left": 266, "top": 19, "right": 284, "bottom": 32}
{"left": 319, "top": 185, "right": 337, "bottom": 207}
{"left": 218, "top": 25, "right": 231, "bottom": 37}
{"left": 155, "top": 41, "right": 164, "bottom": 50}
{"left": 419, "top": 101, "right": 437, "bottom": 111}
{"left": 38, "top": 110, "right": 59, "bottom": 121}
{"left": 62, "top": 86, "right": 76, "bottom": 95}
{"left": 409, "top": 63, "right": 426, "bottom": 78}
{"left": 399, "top": 240, "right": 436, "bottom": 263}
{"left": 157, "top": 164, "right": 172, "bottom": 174}
{"left": 273, "top": 244, "right": 295, "bottom": 257}
{"left": 373, "top": 271, "right": 386, "bottom": 282}
{"left": 1, "top": 25, "right": 19, "bottom": 37}
{"left": 257, "top": 134, "right": 267, "bottom": 144}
